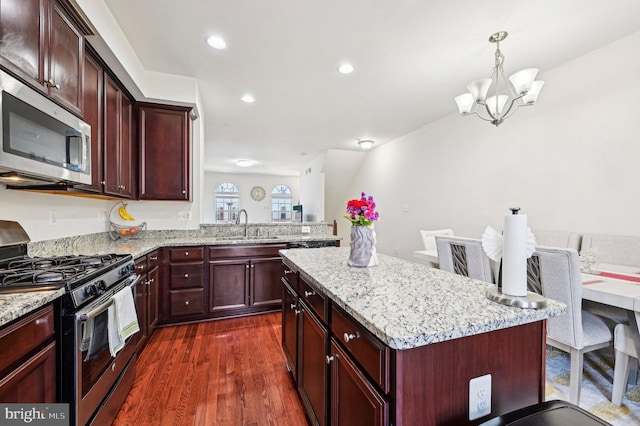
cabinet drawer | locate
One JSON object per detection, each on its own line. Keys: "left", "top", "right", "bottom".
{"left": 281, "top": 263, "right": 298, "bottom": 292}
{"left": 299, "top": 278, "right": 327, "bottom": 324}
{"left": 134, "top": 256, "right": 147, "bottom": 274}
{"left": 170, "top": 289, "right": 205, "bottom": 317}
{"left": 331, "top": 305, "right": 389, "bottom": 393}
{"left": 170, "top": 247, "right": 204, "bottom": 261}
{"left": 147, "top": 250, "right": 160, "bottom": 269}
{"left": 209, "top": 244, "right": 287, "bottom": 259}
{"left": 0, "top": 305, "right": 55, "bottom": 375}
{"left": 170, "top": 263, "right": 204, "bottom": 289}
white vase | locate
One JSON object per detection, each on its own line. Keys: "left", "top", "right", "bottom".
{"left": 348, "top": 225, "right": 378, "bottom": 267}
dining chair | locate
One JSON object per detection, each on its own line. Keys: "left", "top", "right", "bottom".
{"left": 611, "top": 323, "right": 639, "bottom": 406}
{"left": 420, "top": 228, "right": 454, "bottom": 252}
{"left": 436, "top": 236, "right": 494, "bottom": 283}
{"left": 529, "top": 247, "right": 613, "bottom": 405}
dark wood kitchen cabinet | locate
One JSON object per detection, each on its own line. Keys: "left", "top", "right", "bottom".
{"left": 208, "top": 243, "right": 286, "bottom": 318}
{"left": 161, "top": 247, "right": 205, "bottom": 322}
{"left": 281, "top": 275, "right": 299, "bottom": 383}
{"left": 0, "top": 0, "right": 89, "bottom": 116}
{"left": 103, "top": 73, "right": 134, "bottom": 198}
{"left": 138, "top": 104, "right": 191, "bottom": 200}
{"left": 0, "top": 304, "right": 56, "bottom": 403}
{"left": 133, "top": 250, "right": 161, "bottom": 353}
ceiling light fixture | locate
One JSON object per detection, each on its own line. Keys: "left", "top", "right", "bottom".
{"left": 454, "top": 31, "right": 544, "bottom": 126}
{"left": 338, "top": 63, "right": 354, "bottom": 74}
{"left": 206, "top": 35, "right": 227, "bottom": 50}
{"left": 241, "top": 94, "right": 256, "bottom": 103}
{"left": 236, "top": 160, "right": 254, "bottom": 167}
{"left": 358, "top": 139, "right": 375, "bottom": 150}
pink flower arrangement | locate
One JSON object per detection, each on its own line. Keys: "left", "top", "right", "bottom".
{"left": 344, "top": 192, "right": 380, "bottom": 226}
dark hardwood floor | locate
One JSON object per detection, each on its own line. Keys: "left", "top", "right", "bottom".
{"left": 113, "top": 312, "right": 308, "bottom": 425}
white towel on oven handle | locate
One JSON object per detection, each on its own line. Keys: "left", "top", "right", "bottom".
{"left": 108, "top": 286, "right": 140, "bottom": 357}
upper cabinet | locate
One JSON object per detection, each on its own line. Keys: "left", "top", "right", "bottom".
{"left": 0, "top": 0, "right": 87, "bottom": 116}
{"left": 138, "top": 104, "right": 191, "bottom": 201}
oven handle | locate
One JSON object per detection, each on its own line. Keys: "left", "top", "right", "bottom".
{"left": 75, "top": 274, "right": 142, "bottom": 322}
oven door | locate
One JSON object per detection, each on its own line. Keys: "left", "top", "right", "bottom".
{"left": 72, "top": 274, "right": 141, "bottom": 426}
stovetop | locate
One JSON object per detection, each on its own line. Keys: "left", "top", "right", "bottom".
{"left": 0, "top": 253, "right": 135, "bottom": 306}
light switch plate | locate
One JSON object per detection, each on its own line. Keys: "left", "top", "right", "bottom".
{"left": 469, "top": 374, "right": 491, "bottom": 421}
{"left": 301, "top": 226, "right": 311, "bottom": 234}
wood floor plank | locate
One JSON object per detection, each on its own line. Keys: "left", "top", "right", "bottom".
{"left": 113, "top": 312, "right": 308, "bottom": 426}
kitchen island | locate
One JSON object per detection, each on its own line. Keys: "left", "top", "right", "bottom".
{"left": 279, "top": 246, "right": 566, "bottom": 425}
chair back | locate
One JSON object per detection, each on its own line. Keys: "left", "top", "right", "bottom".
{"left": 436, "top": 236, "right": 494, "bottom": 283}
{"left": 420, "top": 229, "right": 454, "bottom": 251}
{"left": 530, "top": 247, "right": 585, "bottom": 348}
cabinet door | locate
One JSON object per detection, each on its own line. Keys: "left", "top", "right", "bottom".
{"left": 147, "top": 265, "right": 159, "bottom": 334}
{"left": 48, "top": 1, "right": 83, "bottom": 115}
{"left": 209, "top": 260, "right": 250, "bottom": 313}
{"left": 0, "top": 342, "right": 56, "bottom": 403}
{"left": 133, "top": 270, "right": 148, "bottom": 353}
{"left": 138, "top": 105, "right": 190, "bottom": 200}
{"left": 75, "top": 50, "right": 103, "bottom": 193}
{"left": 103, "top": 73, "right": 133, "bottom": 197}
{"left": 329, "top": 339, "right": 388, "bottom": 426}
{"left": 298, "top": 302, "right": 328, "bottom": 426}
{"left": 251, "top": 256, "right": 283, "bottom": 308}
{"left": 282, "top": 280, "right": 299, "bottom": 383}
{"left": 0, "top": 0, "right": 47, "bottom": 85}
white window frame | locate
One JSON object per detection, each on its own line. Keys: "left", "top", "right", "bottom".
{"left": 215, "top": 182, "right": 239, "bottom": 223}
{"left": 271, "top": 184, "right": 293, "bottom": 223}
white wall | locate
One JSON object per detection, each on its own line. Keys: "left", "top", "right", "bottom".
{"left": 299, "top": 155, "right": 326, "bottom": 222}
{"left": 202, "top": 172, "right": 300, "bottom": 223}
{"left": 334, "top": 31, "right": 640, "bottom": 260}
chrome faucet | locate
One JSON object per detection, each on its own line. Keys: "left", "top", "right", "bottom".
{"left": 236, "top": 209, "right": 249, "bottom": 237}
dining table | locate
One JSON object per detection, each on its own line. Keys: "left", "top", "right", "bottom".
{"left": 581, "top": 262, "right": 640, "bottom": 356}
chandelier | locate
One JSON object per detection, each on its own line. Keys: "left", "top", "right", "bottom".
{"left": 454, "top": 31, "right": 544, "bottom": 126}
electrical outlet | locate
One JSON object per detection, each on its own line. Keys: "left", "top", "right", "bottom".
{"left": 98, "top": 210, "right": 107, "bottom": 223}
{"left": 49, "top": 211, "right": 57, "bottom": 225}
{"left": 177, "top": 211, "right": 192, "bottom": 221}
{"left": 469, "top": 374, "right": 491, "bottom": 421}
{"left": 301, "top": 226, "right": 311, "bottom": 234}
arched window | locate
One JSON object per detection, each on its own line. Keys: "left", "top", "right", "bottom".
{"left": 271, "top": 184, "right": 293, "bottom": 223}
{"left": 215, "top": 182, "right": 239, "bottom": 223}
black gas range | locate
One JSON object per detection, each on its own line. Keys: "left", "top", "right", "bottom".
{"left": 0, "top": 220, "right": 141, "bottom": 425}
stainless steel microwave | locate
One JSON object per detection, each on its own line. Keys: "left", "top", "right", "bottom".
{"left": 0, "top": 70, "right": 91, "bottom": 186}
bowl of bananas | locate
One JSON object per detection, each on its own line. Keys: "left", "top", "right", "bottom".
{"left": 108, "top": 202, "right": 147, "bottom": 240}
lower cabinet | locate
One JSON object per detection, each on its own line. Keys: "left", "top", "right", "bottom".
{"left": 133, "top": 250, "right": 161, "bottom": 353}
{"left": 282, "top": 268, "right": 389, "bottom": 426}
{"left": 298, "top": 301, "right": 329, "bottom": 426}
{"left": 0, "top": 305, "right": 56, "bottom": 403}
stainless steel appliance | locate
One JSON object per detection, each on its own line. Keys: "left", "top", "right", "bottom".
{"left": 0, "top": 70, "right": 91, "bottom": 186}
{"left": 0, "top": 221, "right": 139, "bottom": 425}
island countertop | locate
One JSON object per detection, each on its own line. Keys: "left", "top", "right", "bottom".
{"left": 280, "top": 246, "right": 566, "bottom": 350}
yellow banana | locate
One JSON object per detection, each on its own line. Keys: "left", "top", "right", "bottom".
{"left": 118, "top": 204, "right": 135, "bottom": 221}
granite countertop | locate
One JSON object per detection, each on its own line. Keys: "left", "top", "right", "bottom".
{"left": 0, "top": 234, "right": 340, "bottom": 328}
{"left": 280, "top": 246, "right": 566, "bottom": 350}
{"left": 0, "top": 289, "right": 65, "bottom": 327}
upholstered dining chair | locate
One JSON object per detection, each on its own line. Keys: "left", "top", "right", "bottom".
{"left": 529, "top": 247, "right": 613, "bottom": 405}
{"left": 420, "top": 228, "right": 454, "bottom": 252}
{"left": 436, "top": 236, "right": 494, "bottom": 283}
{"left": 611, "top": 323, "right": 639, "bottom": 406}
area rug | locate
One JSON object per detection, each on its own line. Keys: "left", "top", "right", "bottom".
{"left": 545, "top": 345, "right": 640, "bottom": 425}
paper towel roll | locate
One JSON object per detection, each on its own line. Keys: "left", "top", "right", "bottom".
{"left": 502, "top": 212, "right": 528, "bottom": 297}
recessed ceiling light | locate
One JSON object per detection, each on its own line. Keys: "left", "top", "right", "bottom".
{"left": 241, "top": 94, "right": 256, "bottom": 103}
{"left": 207, "top": 35, "right": 227, "bottom": 50}
{"left": 338, "top": 63, "right": 354, "bottom": 74}
{"left": 358, "top": 139, "right": 375, "bottom": 150}
{"left": 236, "top": 159, "right": 254, "bottom": 167}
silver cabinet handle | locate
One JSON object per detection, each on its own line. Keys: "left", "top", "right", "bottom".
{"left": 111, "top": 362, "right": 116, "bottom": 371}
{"left": 284, "top": 269, "right": 294, "bottom": 275}
{"left": 344, "top": 332, "right": 359, "bottom": 343}
{"left": 136, "top": 265, "right": 145, "bottom": 270}
{"left": 184, "top": 273, "right": 189, "bottom": 278}
{"left": 185, "top": 300, "right": 190, "bottom": 305}
{"left": 182, "top": 190, "right": 186, "bottom": 194}
{"left": 149, "top": 256, "right": 158, "bottom": 261}
{"left": 294, "top": 309, "right": 301, "bottom": 315}
{"left": 185, "top": 251, "right": 189, "bottom": 256}
{"left": 325, "top": 355, "right": 335, "bottom": 364}
{"left": 304, "top": 290, "right": 316, "bottom": 297}
{"left": 246, "top": 264, "right": 250, "bottom": 269}
{"left": 290, "top": 303, "right": 297, "bottom": 310}
{"left": 100, "top": 181, "right": 106, "bottom": 185}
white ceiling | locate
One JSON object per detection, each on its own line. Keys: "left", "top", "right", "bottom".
{"left": 103, "top": 0, "right": 640, "bottom": 176}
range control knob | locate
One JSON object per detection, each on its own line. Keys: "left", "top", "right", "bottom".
{"left": 119, "top": 263, "right": 134, "bottom": 277}
{"left": 84, "top": 284, "right": 97, "bottom": 297}
{"left": 97, "top": 280, "right": 107, "bottom": 292}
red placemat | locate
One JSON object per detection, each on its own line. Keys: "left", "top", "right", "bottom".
{"left": 582, "top": 280, "right": 604, "bottom": 285}
{"left": 598, "top": 271, "right": 640, "bottom": 283}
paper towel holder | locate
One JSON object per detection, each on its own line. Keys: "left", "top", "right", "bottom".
{"left": 486, "top": 260, "right": 547, "bottom": 309}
